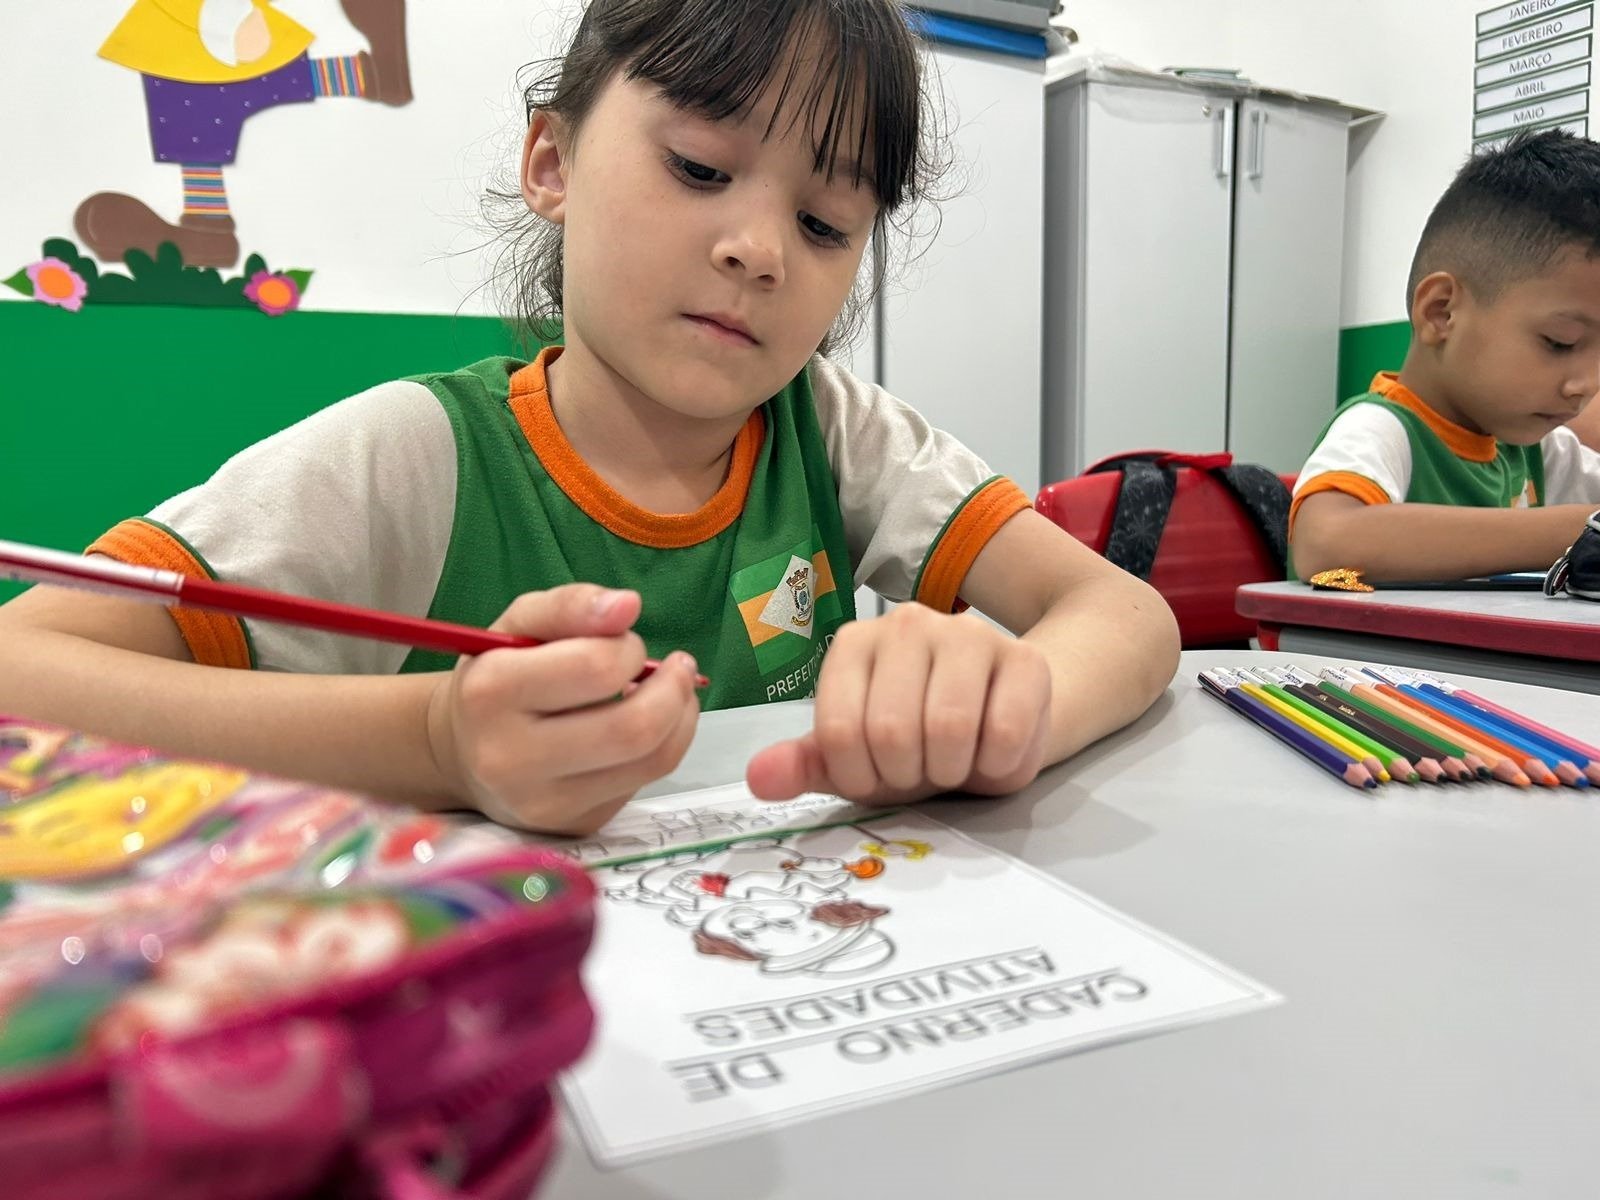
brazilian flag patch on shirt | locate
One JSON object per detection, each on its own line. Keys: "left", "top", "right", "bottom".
{"left": 729, "top": 532, "right": 843, "bottom": 675}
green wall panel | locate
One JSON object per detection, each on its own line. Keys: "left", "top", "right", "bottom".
{"left": 1, "top": 301, "right": 522, "bottom": 600}
{"left": 1337, "top": 319, "right": 1409, "bottom": 405}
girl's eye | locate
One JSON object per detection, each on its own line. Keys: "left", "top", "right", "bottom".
{"left": 667, "top": 154, "right": 728, "bottom": 186}
{"left": 800, "top": 212, "right": 849, "bottom": 248}
{"left": 1544, "top": 336, "right": 1576, "bottom": 353}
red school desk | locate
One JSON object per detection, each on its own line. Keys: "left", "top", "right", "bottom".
{"left": 1235, "top": 580, "right": 1600, "bottom": 695}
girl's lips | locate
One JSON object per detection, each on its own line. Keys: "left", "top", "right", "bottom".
{"left": 685, "top": 314, "right": 758, "bottom": 346}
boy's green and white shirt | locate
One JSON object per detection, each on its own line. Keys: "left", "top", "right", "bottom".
{"left": 91, "top": 350, "right": 1029, "bottom": 710}
{"left": 1291, "top": 371, "right": 1600, "bottom": 528}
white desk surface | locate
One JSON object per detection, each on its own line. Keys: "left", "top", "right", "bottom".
{"left": 546, "top": 649, "right": 1600, "bottom": 1199}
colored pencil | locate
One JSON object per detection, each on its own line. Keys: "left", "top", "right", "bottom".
{"left": 0, "top": 538, "right": 710, "bottom": 687}
{"left": 1447, "top": 686, "right": 1600, "bottom": 786}
{"left": 1383, "top": 681, "right": 1562, "bottom": 788}
{"left": 1284, "top": 681, "right": 1441, "bottom": 783}
{"left": 1345, "top": 680, "right": 1522, "bottom": 785}
{"left": 1239, "top": 681, "right": 1391, "bottom": 782}
{"left": 1300, "top": 678, "right": 1457, "bottom": 782}
{"left": 1247, "top": 671, "right": 1415, "bottom": 783}
{"left": 1418, "top": 680, "right": 1595, "bottom": 785}
{"left": 1413, "top": 684, "right": 1587, "bottom": 788}
{"left": 1200, "top": 671, "right": 1376, "bottom": 790}
{"left": 1362, "top": 681, "right": 1533, "bottom": 787}
{"left": 1316, "top": 675, "right": 1475, "bottom": 781}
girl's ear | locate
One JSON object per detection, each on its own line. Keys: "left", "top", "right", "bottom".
{"left": 522, "top": 111, "right": 569, "bottom": 225}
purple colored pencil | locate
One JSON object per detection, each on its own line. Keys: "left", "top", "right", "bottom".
{"left": 1200, "top": 673, "right": 1377, "bottom": 790}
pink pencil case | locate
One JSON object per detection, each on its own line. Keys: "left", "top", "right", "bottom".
{"left": 0, "top": 717, "right": 596, "bottom": 1199}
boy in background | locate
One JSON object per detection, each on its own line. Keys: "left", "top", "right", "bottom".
{"left": 1291, "top": 129, "right": 1600, "bottom": 582}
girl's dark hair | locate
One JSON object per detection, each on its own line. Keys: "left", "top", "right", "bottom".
{"left": 488, "top": 0, "right": 946, "bottom": 353}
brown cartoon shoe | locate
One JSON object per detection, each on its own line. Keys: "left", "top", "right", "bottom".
{"left": 343, "top": 0, "right": 413, "bottom": 106}
{"left": 74, "top": 193, "right": 240, "bottom": 269}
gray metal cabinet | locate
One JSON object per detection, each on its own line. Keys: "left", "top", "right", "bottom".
{"left": 871, "top": 47, "right": 1373, "bottom": 498}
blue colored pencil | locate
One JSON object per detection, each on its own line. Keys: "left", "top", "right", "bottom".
{"left": 1200, "top": 671, "right": 1377, "bottom": 790}
{"left": 1414, "top": 684, "right": 1589, "bottom": 788}
{"left": 1421, "top": 683, "right": 1590, "bottom": 768}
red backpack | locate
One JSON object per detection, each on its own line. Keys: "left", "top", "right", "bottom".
{"left": 1035, "top": 451, "right": 1293, "bottom": 647}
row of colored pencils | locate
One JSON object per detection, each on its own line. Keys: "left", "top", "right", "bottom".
{"left": 1198, "top": 664, "right": 1600, "bottom": 791}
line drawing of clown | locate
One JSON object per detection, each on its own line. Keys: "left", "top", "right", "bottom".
{"left": 77, "top": 0, "right": 413, "bottom": 269}
{"left": 603, "top": 834, "right": 924, "bottom": 977}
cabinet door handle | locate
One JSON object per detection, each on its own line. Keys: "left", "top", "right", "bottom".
{"left": 1246, "top": 109, "right": 1268, "bottom": 180}
{"left": 1213, "top": 103, "right": 1234, "bottom": 179}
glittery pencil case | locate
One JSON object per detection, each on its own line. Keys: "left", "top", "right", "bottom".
{"left": 0, "top": 717, "right": 596, "bottom": 1200}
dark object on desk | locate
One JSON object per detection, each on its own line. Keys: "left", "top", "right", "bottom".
{"left": 1309, "top": 567, "right": 1546, "bottom": 592}
{"left": 1375, "top": 573, "right": 1547, "bottom": 591}
{"left": 1545, "top": 510, "right": 1600, "bottom": 601}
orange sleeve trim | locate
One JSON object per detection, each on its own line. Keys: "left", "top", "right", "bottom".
{"left": 86, "top": 520, "right": 253, "bottom": 670}
{"left": 507, "top": 348, "right": 763, "bottom": 549}
{"left": 1288, "top": 471, "right": 1391, "bottom": 533}
{"left": 915, "top": 478, "right": 1032, "bottom": 613}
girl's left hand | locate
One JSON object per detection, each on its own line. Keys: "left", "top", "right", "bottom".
{"left": 745, "top": 603, "right": 1052, "bottom": 804}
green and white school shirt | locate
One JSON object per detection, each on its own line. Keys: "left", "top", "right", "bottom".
{"left": 91, "top": 349, "right": 1029, "bottom": 710}
{"left": 1291, "top": 371, "right": 1600, "bottom": 530}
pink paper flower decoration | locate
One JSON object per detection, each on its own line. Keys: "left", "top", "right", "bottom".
{"left": 26, "top": 258, "right": 88, "bottom": 312}
{"left": 244, "top": 270, "right": 301, "bottom": 316}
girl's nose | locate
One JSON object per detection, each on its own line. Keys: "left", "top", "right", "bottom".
{"left": 714, "top": 220, "right": 785, "bottom": 286}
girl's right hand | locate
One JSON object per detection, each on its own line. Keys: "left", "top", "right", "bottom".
{"left": 425, "top": 585, "right": 701, "bottom": 835}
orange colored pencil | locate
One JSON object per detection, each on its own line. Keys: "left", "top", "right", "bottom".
{"left": 1375, "top": 683, "right": 1560, "bottom": 787}
{"left": 1347, "top": 682, "right": 1526, "bottom": 786}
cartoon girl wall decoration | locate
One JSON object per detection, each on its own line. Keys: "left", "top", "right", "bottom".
{"left": 77, "top": 0, "right": 413, "bottom": 270}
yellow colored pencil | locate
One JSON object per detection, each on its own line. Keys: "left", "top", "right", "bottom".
{"left": 1240, "top": 682, "right": 1392, "bottom": 783}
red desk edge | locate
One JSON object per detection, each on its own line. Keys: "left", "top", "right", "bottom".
{"left": 1235, "top": 585, "right": 1600, "bottom": 663}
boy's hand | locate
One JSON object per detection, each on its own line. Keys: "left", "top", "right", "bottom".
{"left": 426, "top": 585, "right": 701, "bottom": 835}
{"left": 745, "top": 603, "right": 1052, "bottom": 805}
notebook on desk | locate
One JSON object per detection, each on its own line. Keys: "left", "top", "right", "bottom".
{"left": 1372, "top": 572, "right": 1547, "bottom": 591}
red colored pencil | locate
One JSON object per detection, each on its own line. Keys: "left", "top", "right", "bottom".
{"left": 0, "top": 539, "right": 708, "bottom": 687}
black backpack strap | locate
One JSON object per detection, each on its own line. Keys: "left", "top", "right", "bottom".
{"left": 1084, "top": 452, "right": 1291, "bottom": 579}
{"left": 1099, "top": 460, "right": 1176, "bottom": 580}
{"left": 1214, "top": 463, "right": 1291, "bottom": 572}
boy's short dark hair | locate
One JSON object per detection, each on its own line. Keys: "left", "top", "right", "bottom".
{"left": 1406, "top": 129, "right": 1600, "bottom": 311}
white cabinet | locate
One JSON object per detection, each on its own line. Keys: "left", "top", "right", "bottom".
{"left": 1226, "top": 95, "right": 1354, "bottom": 473}
{"left": 880, "top": 45, "right": 1048, "bottom": 497}
{"left": 1058, "top": 78, "right": 1236, "bottom": 472}
{"left": 876, "top": 47, "right": 1373, "bottom": 492}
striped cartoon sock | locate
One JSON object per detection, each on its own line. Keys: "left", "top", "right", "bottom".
{"left": 310, "top": 54, "right": 369, "bottom": 98}
{"left": 180, "top": 165, "right": 229, "bottom": 219}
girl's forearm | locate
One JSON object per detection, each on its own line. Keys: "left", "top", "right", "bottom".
{"left": 0, "top": 629, "right": 454, "bottom": 803}
{"left": 1023, "top": 574, "right": 1181, "bottom": 763}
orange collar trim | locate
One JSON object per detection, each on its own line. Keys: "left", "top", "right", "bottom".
{"left": 506, "top": 347, "right": 765, "bottom": 549}
{"left": 1369, "top": 372, "right": 1498, "bottom": 464}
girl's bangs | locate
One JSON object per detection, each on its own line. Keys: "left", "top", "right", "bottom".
{"left": 617, "top": 1, "right": 919, "bottom": 209}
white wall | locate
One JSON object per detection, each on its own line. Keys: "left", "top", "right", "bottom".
{"left": 1065, "top": 0, "right": 1480, "bottom": 329}
{"left": 0, "top": 0, "right": 578, "bottom": 315}
{"left": 0, "top": 1, "right": 1510, "bottom": 329}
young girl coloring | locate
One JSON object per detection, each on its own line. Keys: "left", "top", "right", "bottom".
{"left": 0, "top": 0, "right": 1180, "bottom": 834}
